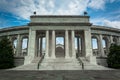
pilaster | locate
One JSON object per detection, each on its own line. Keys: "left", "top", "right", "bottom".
{"left": 24, "top": 29, "right": 36, "bottom": 64}
{"left": 99, "top": 34, "right": 104, "bottom": 57}
{"left": 84, "top": 30, "right": 96, "bottom": 65}
{"left": 16, "top": 34, "right": 22, "bottom": 57}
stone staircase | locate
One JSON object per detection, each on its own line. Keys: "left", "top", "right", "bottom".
{"left": 11, "top": 57, "right": 111, "bottom": 70}
{"left": 39, "top": 58, "right": 82, "bottom": 70}
{"left": 79, "top": 57, "right": 112, "bottom": 70}
{"left": 11, "top": 57, "right": 41, "bottom": 70}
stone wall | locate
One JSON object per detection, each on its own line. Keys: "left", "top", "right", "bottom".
{"left": 14, "top": 57, "right": 24, "bottom": 67}
{"left": 96, "top": 57, "right": 108, "bottom": 67}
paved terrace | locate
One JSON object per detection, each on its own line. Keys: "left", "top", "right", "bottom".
{"left": 0, "top": 70, "right": 120, "bottom": 80}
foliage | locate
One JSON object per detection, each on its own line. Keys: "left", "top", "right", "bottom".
{"left": 107, "top": 44, "right": 120, "bottom": 69}
{"left": 0, "top": 37, "right": 14, "bottom": 69}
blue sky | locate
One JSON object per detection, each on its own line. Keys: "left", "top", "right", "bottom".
{"left": 0, "top": 0, "right": 120, "bottom": 29}
{"left": 0, "top": 0, "right": 120, "bottom": 49}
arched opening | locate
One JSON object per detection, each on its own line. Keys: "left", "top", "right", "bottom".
{"left": 55, "top": 37, "right": 64, "bottom": 58}
{"left": 13, "top": 38, "right": 17, "bottom": 56}
{"left": 22, "top": 37, "right": 28, "bottom": 56}
{"left": 102, "top": 37, "right": 109, "bottom": 56}
{"left": 92, "top": 37, "right": 98, "bottom": 56}
{"left": 113, "top": 37, "right": 118, "bottom": 44}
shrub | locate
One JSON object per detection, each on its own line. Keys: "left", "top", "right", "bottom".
{"left": 0, "top": 37, "right": 14, "bottom": 69}
{"left": 107, "top": 44, "right": 120, "bottom": 69}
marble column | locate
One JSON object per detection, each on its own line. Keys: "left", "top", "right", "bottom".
{"left": 106, "top": 38, "right": 109, "bottom": 56}
{"left": 24, "top": 29, "right": 36, "bottom": 64}
{"left": 77, "top": 37, "right": 80, "bottom": 57}
{"left": 84, "top": 30, "right": 96, "bottom": 65}
{"left": 99, "top": 34, "right": 104, "bottom": 57}
{"left": 16, "top": 34, "right": 22, "bottom": 57}
{"left": 51, "top": 30, "right": 56, "bottom": 58}
{"left": 71, "top": 30, "right": 76, "bottom": 58}
{"left": 45, "top": 30, "right": 49, "bottom": 58}
{"left": 65, "top": 30, "right": 70, "bottom": 58}
{"left": 81, "top": 36, "right": 85, "bottom": 57}
{"left": 36, "top": 37, "right": 39, "bottom": 57}
{"left": 40, "top": 37, "right": 43, "bottom": 56}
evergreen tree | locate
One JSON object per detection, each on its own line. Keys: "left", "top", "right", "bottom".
{"left": 0, "top": 36, "right": 14, "bottom": 69}
{"left": 107, "top": 44, "right": 120, "bottom": 69}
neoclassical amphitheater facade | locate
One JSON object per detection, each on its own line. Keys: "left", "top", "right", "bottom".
{"left": 0, "top": 15, "right": 120, "bottom": 70}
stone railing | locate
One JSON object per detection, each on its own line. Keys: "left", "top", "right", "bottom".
{"left": 37, "top": 54, "right": 45, "bottom": 70}
{"left": 78, "top": 57, "right": 84, "bottom": 70}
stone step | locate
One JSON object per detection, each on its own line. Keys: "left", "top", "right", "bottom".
{"left": 40, "top": 63, "right": 80, "bottom": 67}
{"left": 39, "top": 58, "right": 82, "bottom": 70}
{"left": 11, "top": 63, "right": 38, "bottom": 70}
{"left": 39, "top": 64, "right": 82, "bottom": 70}
{"left": 32, "top": 57, "right": 41, "bottom": 63}
{"left": 42, "top": 58, "right": 79, "bottom": 63}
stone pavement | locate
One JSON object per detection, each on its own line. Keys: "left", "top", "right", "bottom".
{"left": 0, "top": 70, "right": 120, "bottom": 80}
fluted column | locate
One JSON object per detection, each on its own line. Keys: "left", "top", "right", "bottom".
{"left": 81, "top": 36, "right": 85, "bottom": 57}
{"left": 16, "top": 34, "right": 22, "bottom": 57}
{"left": 51, "top": 30, "right": 56, "bottom": 58}
{"left": 45, "top": 30, "right": 49, "bottom": 58}
{"left": 36, "top": 37, "right": 39, "bottom": 57}
{"left": 65, "top": 30, "right": 70, "bottom": 58}
{"left": 77, "top": 37, "right": 80, "bottom": 57}
{"left": 40, "top": 37, "right": 43, "bottom": 56}
{"left": 71, "top": 30, "right": 76, "bottom": 58}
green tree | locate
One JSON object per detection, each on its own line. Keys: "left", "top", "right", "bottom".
{"left": 107, "top": 44, "right": 120, "bottom": 69}
{"left": 0, "top": 36, "right": 14, "bottom": 69}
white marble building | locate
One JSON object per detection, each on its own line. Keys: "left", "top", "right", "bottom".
{"left": 0, "top": 15, "right": 120, "bottom": 70}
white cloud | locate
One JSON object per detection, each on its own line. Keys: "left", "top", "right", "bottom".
{"left": 0, "top": 0, "right": 119, "bottom": 29}
{"left": 103, "top": 20, "right": 120, "bottom": 29}
{"left": 88, "top": 0, "right": 106, "bottom": 10}
{"left": 91, "top": 18, "right": 120, "bottom": 29}
{"left": 0, "top": 0, "right": 101, "bottom": 20}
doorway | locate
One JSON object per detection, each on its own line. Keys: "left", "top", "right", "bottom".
{"left": 55, "top": 37, "right": 65, "bottom": 58}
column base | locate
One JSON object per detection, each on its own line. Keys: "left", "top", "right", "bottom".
{"left": 50, "top": 54, "right": 56, "bottom": 59}
{"left": 65, "top": 56, "right": 70, "bottom": 59}
{"left": 87, "top": 56, "right": 97, "bottom": 65}
{"left": 24, "top": 56, "right": 34, "bottom": 65}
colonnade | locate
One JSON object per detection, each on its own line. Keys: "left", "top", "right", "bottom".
{"left": 2, "top": 31, "right": 119, "bottom": 59}
{"left": 42, "top": 30, "right": 76, "bottom": 59}
{"left": 8, "top": 34, "right": 28, "bottom": 57}
{"left": 92, "top": 34, "right": 120, "bottom": 57}
{"left": 26, "top": 29, "right": 92, "bottom": 63}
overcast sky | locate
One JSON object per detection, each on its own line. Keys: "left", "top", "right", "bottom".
{"left": 0, "top": 0, "right": 120, "bottom": 29}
